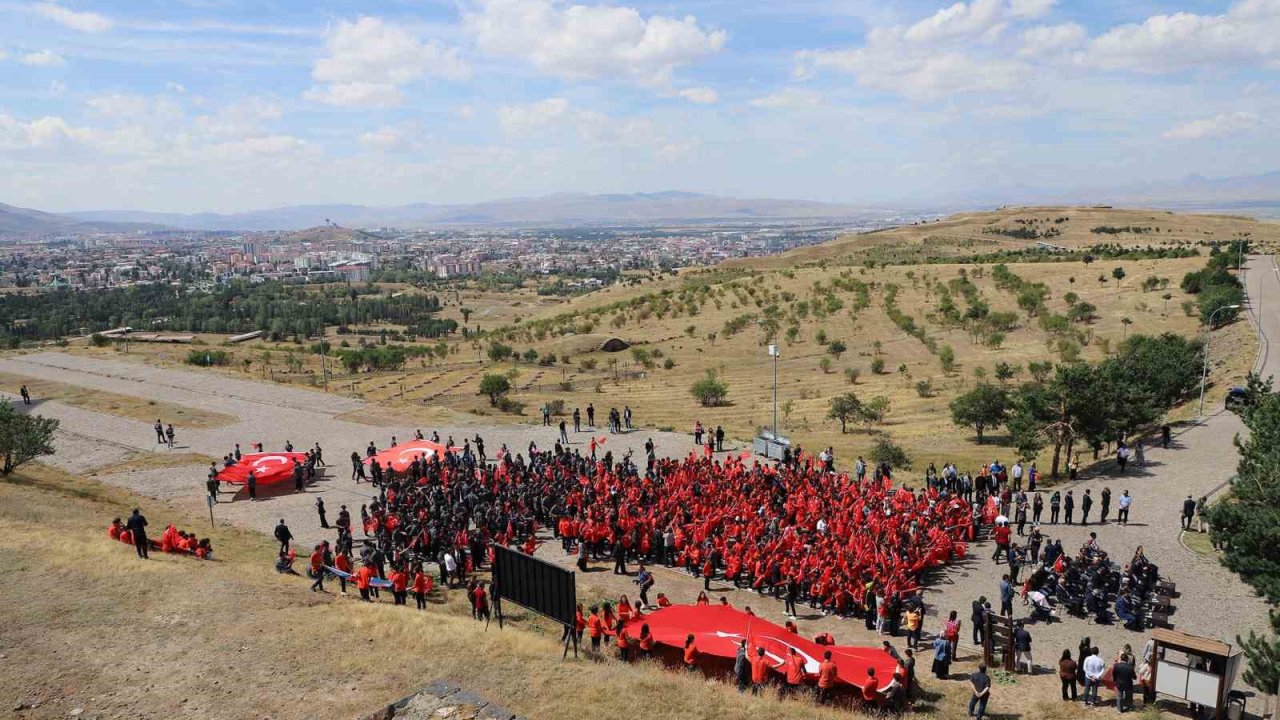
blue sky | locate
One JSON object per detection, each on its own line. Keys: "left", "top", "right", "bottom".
{"left": 0, "top": 0, "right": 1277, "bottom": 212}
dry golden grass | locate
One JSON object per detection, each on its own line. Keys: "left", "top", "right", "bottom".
{"left": 0, "top": 370, "right": 237, "bottom": 428}
{"left": 736, "top": 206, "right": 1280, "bottom": 270}
{"left": 88, "top": 451, "right": 219, "bottom": 476}
{"left": 0, "top": 463, "right": 1183, "bottom": 720}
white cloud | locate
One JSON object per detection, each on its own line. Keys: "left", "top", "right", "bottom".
{"left": 88, "top": 93, "right": 184, "bottom": 125}
{"left": 165, "top": 82, "right": 187, "bottom": 94}
{"left": 454, "top": 105, "right": 476, "bottom": 119}
{"left": 1084, "top": 0, "right": 1280, "bottom": 73}
{"left": 33, "top": 2, "right": 113, "bottom": 33}
{"left": 193, "top": 97, "right": 282, "bottom": 138}
{"left": 20, "top": 50, "right": 66, "bottom": 67}
{"left": 0, "top": 113, "right": 100, "bottom": 151}
{"left": 749, "top": 88, "right": 822, "bottom": 109}
{"left": 49, "top": 80, "right": 66, "bottom": 94}
{"left": 465, "top": 0, "right": 725, "bottom": 86}
{"left": 795, "top": 1, "right": 1045, "bottom": 100}
{"left": 678, "top": 87, "right": 718, "bottom": 104}
{"left": 498, "top": 97, "right": 571, "bottom": 134}
{"left": 305, "top": 16, "right": 468, "bottom": 108}
{"left": 1164, "top": 112, "right": 1260, "bottom": 140}
{"left": 1009, "top": 0, "right": 1055, "bottom": 19}
{"left": 904, "top": 0, "right": 1008, "bottom": 43}
{"left": 0, "top": 48, "right": 9, "bottom": 61}
{"left": 359, "top": 126, "right": 412, "bottom": 151}
{"left": 1019, "top": 22, "right": 1085, "bottom": 57}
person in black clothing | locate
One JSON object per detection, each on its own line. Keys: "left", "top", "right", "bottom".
{"left": 784, "top": 578, "right": 800, "bottom": 617}
{"left": 247, "top": 471, "right": 257, "bottom": 501}
{"left": 1181, "top": 495, "right": 1196, "bottom": 530}
{"left": 1099, "top": 487, "right": 1111, "bottom": 524}
{"left": 715, "top": 425, "right": 725, "bottom": 452}
{"left": 1080, "top": 489, "right": 1093, "bottom": 525}
{"left": 1161, "top": 424, "right": 1171, "bottom": 449}
{"left": 971, "top": 596, "right": 988, "bottom": 646}
{"left": 587, "top": 403, "right": 595, "bottom": 428}
{"left": 573, "top": 408, "right": 581, "bottom": 432}
{"left": 1063, "top": 491, "right": 1075, "bottom": 524}
{"left": 1112, "top": 653, "right": 1136, "bottom": 712}
{"left": 274, "top": 519, "right": 292, "bottom": 554}
{"left": 19, "top": 384, "right": 30, "bottom": 405}
{"left": 205, "top": 476, "right": 219, "bottom": 504}
{"left": 293, "top": 461, "right": 305, "bottom": 492}
{"left": 316, "top": 497, "right": 329, "bottom": 528}
{"left": 612, "top": 540, "right": 628, "bottom": 575}
{"left": 126, "top": 508, "right": 149, "bottom": 559}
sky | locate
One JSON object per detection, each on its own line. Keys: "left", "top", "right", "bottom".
{"left": 0, "top": 0, "right": 1277, "bottom": 213}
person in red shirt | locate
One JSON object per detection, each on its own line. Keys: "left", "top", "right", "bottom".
{"left": 817, "top": 650, "right": 839, "bottom": 704}
{"left": 656, "top": 593, "right": 672, "bottom": 608}
{"left": 309, "top": 543, "right": 325, "bottom": 593}
{"left": 586, "top": 606, "right": 604, "bottom": 652}
{"left": 334, "top": 551, "right": 351, "bottom": 595}
{"left": 354, "top": 564, "right": 375, "bottom": 602}
{"left": 683, "top": 634, "right": 700, "bottom": 672}
{"left": 695, "top": 591, "right": 710, "bottom": 606}
{"left": 783, "top": 648, "right": 806, "bottom": 697}
{"left": 861, "top": 667, "right": 881, "bottom": 709}
{"left": 750, "top": 646, "right": 775, "bottom": 695}
{"left": 411, "top": 567, "right": 432, "bottom": 609}
{"left": 389, "top": 566, "right": 409, "bottom": 605}
{"left": 615, "top": 619, "right": 632, "bottom": 661}
{"left": 638, "top": 623, "right": 654, "bottom": 657}
{"left": 573, "top": 604, "right": 587, "bottom": 643}
{"left": 471, "top": 581, "right": 490, "bottom": 622}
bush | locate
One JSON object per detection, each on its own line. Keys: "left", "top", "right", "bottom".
{"left": 915, "top": 379, "right": 934, "bottom": 397}
{"left": 939, "top": 344, "right": 956, "bottom": 373}
{"left": 819, "top": 357, "right": 832, "bottom": 373}
{"left": 871, "top": 357, "right": 886, "bottom": 374}
{"left": 663, "top": 357, "right": 676, "bottom": 370}
{"left": 690, "top": 369, "right": 729, "bottom": 407}
{"left": 579, "top": 358, "right": 598, "bottom": 371}
{"left": 844, "top": 367, "right": 860, "bottom": 384}
{"left": 89, "top": 333, "right": 110, "bottom": 347}
{"left": 479, "top": 374, "right": 512, "bottom": 405}
{"left": 496, "top": 397, "right": 525, "bottom": 415}
{"left": 870, "top": 435, "right": 912, "bottom": 469}
{"left": 185, "top": 349, "right": 230, "bottom": 367}
{"left": 547, "top": 399, "right": 566, "bottom": 415}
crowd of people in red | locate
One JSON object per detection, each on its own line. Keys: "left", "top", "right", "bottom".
{"left": 108, "top": 516, "right": 212, "bottom": 559}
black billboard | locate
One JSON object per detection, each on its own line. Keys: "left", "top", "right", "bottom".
{"left": 491, "top": 543, "right": 576, "bottom": 627}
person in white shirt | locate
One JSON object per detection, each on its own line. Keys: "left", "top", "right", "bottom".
{"left": 1011, "top": 462, "right": 1024, "bottom": 490}
{"left": 1082, "top": 647, "right": 1106, "bottom": 706}
{"left": 1117, "top": 490, "right": 1133, "bottom": 525}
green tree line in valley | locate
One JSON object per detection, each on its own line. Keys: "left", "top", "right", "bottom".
{"left": 948, "top": 332, "right": 1202, "bottom": 477}
{"left": 0, "top": 281, "right": 456, "bottom": 345}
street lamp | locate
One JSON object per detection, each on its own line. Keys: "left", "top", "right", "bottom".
{"left": 768, "top": 344, "right": 779, "bottom": 439}
{"left": 1199, "top": 303, "right": 1242, "bottom": 418}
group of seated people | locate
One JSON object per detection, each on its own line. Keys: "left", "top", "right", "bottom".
{"left": 108, "top": 518, "right": 213, "bottom": 559}
{"left": 1024, "top": 538, "right": 1165, "bottom": 630}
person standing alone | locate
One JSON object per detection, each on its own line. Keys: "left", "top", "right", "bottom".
{"left": 19, "top": 384, "right": 30, "bottom": 405}
{"left": 126, "top": 508, "right": 149, "bottom": 559}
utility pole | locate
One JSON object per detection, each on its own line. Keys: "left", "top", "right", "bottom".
{"left": 1200, "top": 303, "right": 1242, "bottom": 418}
{"left": 768, "top": 344, "right": 779, "bottom": 438}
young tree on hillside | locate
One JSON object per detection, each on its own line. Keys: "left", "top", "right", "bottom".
{"left": 950, "top": 383, "right": 1010, "bottom": 444}
{"left": 0, "top": 399, "right": 58, "bottom": 475}
{"left": 827, "top": 340, "right": 847, "bottom": 360}
{"left": 690, "top": 369, "right": 729, "bottom": 407}
{"left": 1112, "top": 267, "right": 1127, "bottom": 287}
{"left": 479, "top": 374, "right": 512, "bottom": 406}
{"left": 828, "top": 393, "right": 862, "bottom": 433}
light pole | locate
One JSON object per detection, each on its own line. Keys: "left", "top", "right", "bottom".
{"left": 768, "top": 344, "right": 779, "bottom": 439}
{"left": 1199, "top": 303, "right": 1242, "bottom": 418}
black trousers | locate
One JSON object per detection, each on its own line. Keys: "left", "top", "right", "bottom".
{"left": 1062, "top": 677, "right": 1077, "bottom": 701}
{"left": 415, "top": 591, "right": 426, "bottom": 609}
{"left": 134, "top": 535, "right": 149, "bottom": 558}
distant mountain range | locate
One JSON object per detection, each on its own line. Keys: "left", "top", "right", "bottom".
{"left": 5, "top": 172, "right": 1280, "bottom": 237}
{"left": 0, "top": 202, "right": 164, "bottom": 237}
{"left": 60, "top": 192, "right": 877, "bottom": 232}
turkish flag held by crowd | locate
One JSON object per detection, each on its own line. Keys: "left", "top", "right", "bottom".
{"left": 216, "top": 452, "right": 309, "bottom": 485}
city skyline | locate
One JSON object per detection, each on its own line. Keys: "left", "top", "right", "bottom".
{"left": 2, "top": 0, "right": 1278, "bottom": 213}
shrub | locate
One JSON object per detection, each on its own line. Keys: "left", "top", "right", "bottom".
{"left": 479, "top": 374, "right": 512, "bottom": 405}
{"left": 89, "top": 333, "right": 110, "bottom": 347}
{"left": 690, "top": 369, "right": 729, "bottom": 407}
{"left": 871, "top": 357, "right": 886, "bottom": 374}
{"left": 870, "top": 435, "right": 912, "bottom": 469}
{"left": 185, "top": 349, "right": 230, "bottom": 367}
{"left": 819, "top": 357, "right": 833, "bottom": 373}
{"left": 915, "top": 379, "right": 934, "bottom": 398}
{"left": 844, "top": 367, "right": 860, "bottom": 384}
{"left": 663, "top": 357, "right": 676, "bottom": 370}
{"left": 939, "top": 344, "right": 956, "bottom": 373}
{"left": 579, "top": 358, "right": 598, "bottom": 371}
